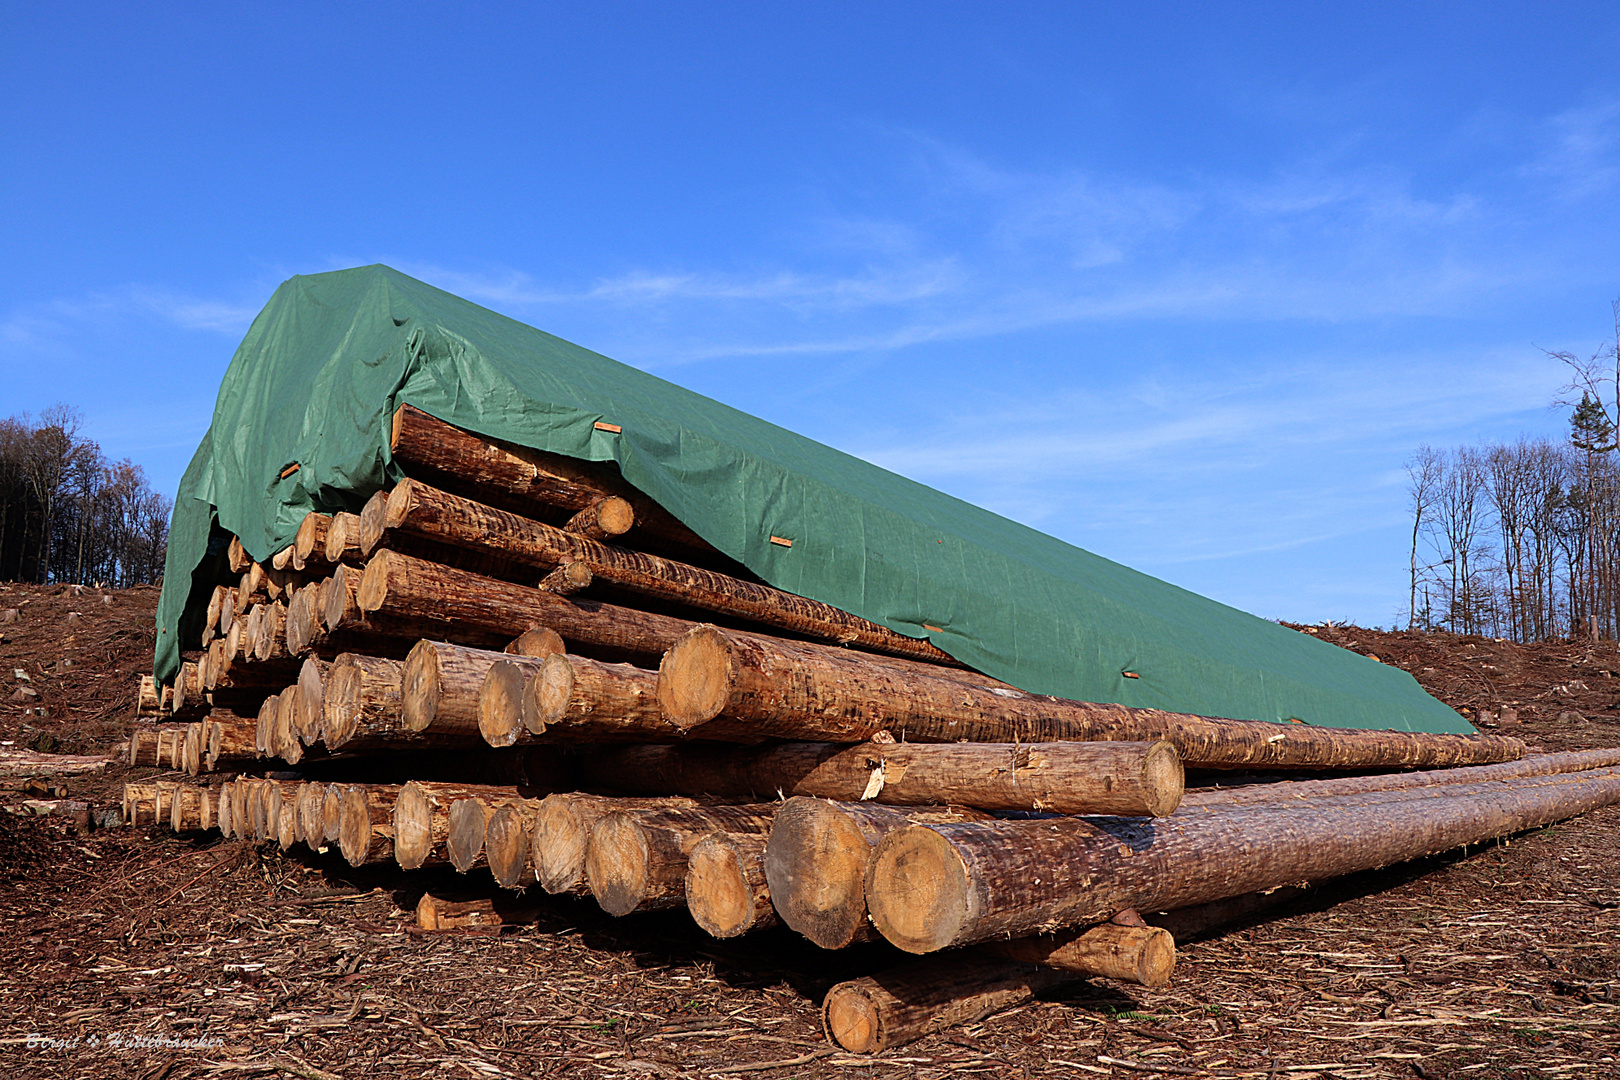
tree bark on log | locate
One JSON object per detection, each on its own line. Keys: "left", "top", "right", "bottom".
{"left": 322, "top": 654, "right": 405, "bottom": 749}
{"left": 978, "top": 923, "right": 1175, "bottom": 985}
{"left": 521, "top": 654, "right": 687, "bottom": 741}
{"left": 389, "top": 402, "right": 713, "bottom": 559}
{"left": 1181, "top": 746, "right": 1620, "bottom": 807}
{"left": 415, "top": 893, "right": 545, "bottom": 931}
{"left": 763, "top": 799, "right": 993, "bottom": 950}
{"left": 531, "top": 793, "right": 702, "bottom": 895}
{"left": 569, "top": 740, "right": 1183, "bottom": 817}
{"left": 585, "top": 803, "right": 779, "bottom": 916}
{"left": 685, "top": 831, "right": 776, "bottom": 938}
{"left": 658, "top": 625, "right": 1526, "bottom": 770}
{"left": 127, "top": 728, "right": 160, "bottom": 767}
{"left": 206, "top": 714, "right": 257, "bottom": 770}
{"left": 823, "top": 956, "right": 1072, "bottom": 1055}
{"left": 866, "top": 765, "right": 1620, "bottom": 953}
{"left": 384, "top": 478, "right": 957, "bottom": 666}
{"left": 402, "top": 640, "right": 555, "bottom": 739}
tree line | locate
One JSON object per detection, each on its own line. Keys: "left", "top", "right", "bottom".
{"left": 0, "top": 406, "right": 170, "bottom": 587}
{"left": 1407, "top": 309, "right": 1620, "bottom": 641}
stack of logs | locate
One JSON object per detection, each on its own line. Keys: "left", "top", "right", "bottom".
{"left": 124, "top": 404, "right": 1620, "bottom": 1054}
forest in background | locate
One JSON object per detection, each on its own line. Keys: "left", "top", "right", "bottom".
{"left": 0, "top": 406, "right": 169, "bottom": 587}
{"left": 1407, "top": 307, "right": 1620, "bottom": 641}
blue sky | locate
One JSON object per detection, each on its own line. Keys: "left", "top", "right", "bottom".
{"left": 4, "top": 3, "right": 1619, "bottom": 626}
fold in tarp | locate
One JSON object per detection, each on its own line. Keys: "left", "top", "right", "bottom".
{"left": 155, "top": 265, "right": 1473, "bottom": 735}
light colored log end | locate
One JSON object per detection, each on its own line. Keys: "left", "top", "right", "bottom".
{"left": 585, "top": 811, "right": 651, "bottom": 916}
{"left": 763, "top": 798, "right": 875, "bottom": 950}
{"left": 480, "top": 661, "right": 530, "bottom": 747}
{"left": 656, "top": 624, "right": 734, "bottom": 729}
{"left": 865, "top": 825, "right": 972, "bottom": 954}
{"left": 1142, "top": 740, "right": 1185, "bottom": 817}
{"left": 506, "top": 627, "right": 566, "bottom": 658}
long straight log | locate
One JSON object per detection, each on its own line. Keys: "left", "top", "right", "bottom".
{"left": 389, "top": 402, "right": 709, "bottom": 557}
{"left": 658, "top": 625, "right": 1525, "bottom": 770}
{"left": 385, "top": 478, "right": 956, "bottom": 666}
{"left": 866, "top": 766, "right": 1620, "bottom": 953}
{"left": 531, "top": 794, "right": 702, "bottom": 895}
{"left": 403, "top": 641, "right": 554, "bottom": 738}
{"left": 763, "top": 799, "right": 994, "bottom": 950}
{"left": 1182, "top": 747, "right": 1620, "bottom": 807}
{"left": 685, "top": 831, "right": 776, "bottom": 938}
{"left": 570, "top": 740, "right": 1182, "bottom": 817}
{"left": 585, "top": 803, "right": 778, "bottom": 916}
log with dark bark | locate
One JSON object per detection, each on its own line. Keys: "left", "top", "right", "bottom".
{"left": 537, "top": 560, "right": 592, "bottom": 595}
{"left": 530, "top": 793, "right": 701, "bottom": 895}
{"left": 865, "top": 765, "right": 1620, "bottom": 953}
{"left": 389, "top": 402, "right": 711, "bottom": 558}
{"left": 763, "top": 799, "right": 993, "bottom": 950}
{"left": 822, "top": 956, "right": 1073, "bottom": 1054}
{"left": 568, "top": 739, "right": 1183, "bottom": 817}
{"left": 658, "top": 625, "right": 1526, "bottom": 770}
{"left": 384, "top": 478, "right": 956, "bottom": 665}
{"left": 585, "top": 803, "right": 778, "bottom": 916}
{"left": 685, "top": 831, "right": 776, "bottom": 938}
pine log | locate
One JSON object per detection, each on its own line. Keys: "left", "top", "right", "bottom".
{"left": 252, "top": 602, "right": 291, "bottom": 662}
{"left": 273, "top": 685, "right": 305, "bottom": 764}
{"left": 685, "top": 831, "right": 776, "bottom": 938}
{"left": 181, "top": 724, "right": 203, "bottom": 776}
{"left": 322, "top": 654, "right": 404, "bottom": 748}
{"left": 1181, "top": 747, "right": 1620, "bottom": 807}
{"left": 569, "top": 740, "right": 1183, "bottom": 817}
{"left": 296, "top": 657, "right": 329, "bottom": 746}
{"left": 292, "top": 512, "right": 332, "bottom": 572}
{"left": 866, "top": 766, "right": 1620, "bottom": 953}
{"left": 127, "top": 728, "right": 160, "bottom": 767}
{"left": 484, "top": 800, "right": 540, "bottom": 889}
{"left": 159, "top": 684, "right": 176, "bottom": 716}
{"left": 296, "top": 782, "right": 328, "bottom": 848}
{"left": 121, "top": 781, "right": 162, "bottom": 826}
{"left": 284, "top": 580, "right": 324, "bottom": 656}
{"left": 585, "top": 803, "right": 778, "bottom": 916}
{"left": 255, "top": 694, "right": 279, "bottom": 755}
{"left": 216, "top": 587, "right": 236, "bottom": 640}
{"left": 763, "top": 799, "right": 994, "bottom": 950}
{"left": 137, "top": 674, "right": 160, "bottom": 716}
{"left": 522, "top": 654, "right": 683, "bottom": 741}
{"left": 205, "top": 586, "right": 229, "bottom": 642}
{"left": 272, "top": 544, "right": 295, "bottom": 571}
{"left": 403, "top": 640, "right": 555, "bottom": 739}
{"left": 531, "top": 793, "right": 701, "bottom": 895}
{"left": 389, "top": 402, "right": 711, "bottom": 557}
{"left": 537, "top": 560, "right": 592, "bottom": 595}
{"left": 263, "top": 564, "right": 302, "bottom": 603}
{"left": 384, "top": 478, "right": 954, "bottom": 665}
{"left": 216, "top": 780, "right": 236, "bottom": 838}
{"left": 479, "top": 636, "right": 568, "bottom": 747}
{"left": 356, "top": 489, "right": 393, "bottom": 558}
{"left": 978, "top": 923, "right": 1175, "bottom": 986}
{"left": 322, "top": 561, "right": 487, "bottom": 652}
{"left": 173, "top": 661, "right": 205, "bottom": 717}
{"left": 268, "top": 780, "right": 301, "bottom": 850}
{"left": 359, "top": 550, "right": 693, "bottom": 664}
{"left": 206, "top": 713, "right": 258, "bottom": 770}
{"left": 238, "top": 563, "right": 267, "bottom": 610}
{"left": 448, "top": 796, "right": 498, "bottom": 873}
{"left": 824, "top": 956, "right": 1072, "bottom": 1054}
{"left": 565, "top": 498, "right": 635, "bottom": 541}
{"left": 391, "top": 781, "right": 523, "bottom": 870}
{"left": 227, "top": 535, "right": 250, "bottom": 574}
{"left": 415, "top": 894, "right": 545, "bottom": 931}
{"left": 322, "top": 783, "right": 344, "bottom": 844}
{"left": 157, "top": 728, "right": 182, "bottom": 770}
{"left": 337, "top": 782, "right": 402, "bottom": 866}
{"left": 325, "top": 511, "right": 364, "bottom": 565}
{"left": 658, "top": 625, "right": 1526, "bottom": 770}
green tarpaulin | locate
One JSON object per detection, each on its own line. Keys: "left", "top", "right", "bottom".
{"left": 155, "top": 265, "right": 1472, "bottom": 735}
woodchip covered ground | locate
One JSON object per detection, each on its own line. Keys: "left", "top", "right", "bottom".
{"left": 1, "top": 581, "right": 1617, "bottom": 1080}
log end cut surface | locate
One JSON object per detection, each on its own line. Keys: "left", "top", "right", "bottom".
{"left": 824, "top": 986, "right": 885, "bottom": 1054}
{"left": 480, "top": 661, "right": 529, "bottom": 747}
{"left": 392, "top": 782, "right": 436, "bottom": 869}
{"left": 865, "top": 825, "right": 973, "bottom": 954}
{"left": 585, "top": 811, "right": 651, "bottom": 916}
{"left": 763, "top": 798, "right": 874, "bottom": 950}
{"left": 1141, "top": 740, "right": 1186, "bottom": 817}
{"left": 656, "top": 625, "right": 734, "bottom": 729}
